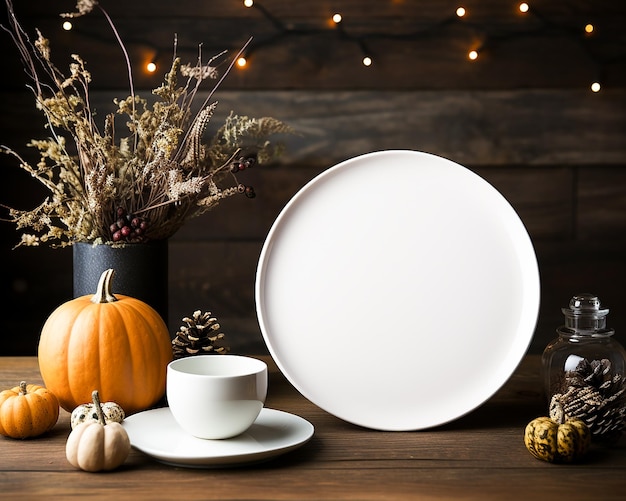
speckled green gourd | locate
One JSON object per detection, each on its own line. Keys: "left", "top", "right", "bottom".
{"left": 524, "top": 416, "right": 591, "bottom": 463}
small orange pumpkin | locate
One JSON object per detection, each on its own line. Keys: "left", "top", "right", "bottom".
{"left": 38, "top": 268, "right": 172, "bottom": 414}
{"left": 0, "top": 381, "right": 60, "bottom": 439}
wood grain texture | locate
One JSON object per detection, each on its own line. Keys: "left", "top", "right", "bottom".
{"left": 0, "top": 0, "right": 625, "bottom": 357}
{"left": 1, "top": 89, "right": 625, "bottom": 355}
{"left": 1, "top": 89, "right": 625, "bottom": 168}
{"left": 0, "top": 356, "right": 625, "bottom": 500}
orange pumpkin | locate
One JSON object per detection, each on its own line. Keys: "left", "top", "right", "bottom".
{"left": 38, "top": 268, "right": 172, "bottom": 414}
{"left": 0, "top": 381, "right": 60, "bottom": 439}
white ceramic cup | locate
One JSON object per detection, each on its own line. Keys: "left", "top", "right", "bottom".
{"left": 166, "top": 355, "right": 268, "bottom": 439}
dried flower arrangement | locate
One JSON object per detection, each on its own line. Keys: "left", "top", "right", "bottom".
{"left": 1, "top": 0, "right": 292, "bottom": 247}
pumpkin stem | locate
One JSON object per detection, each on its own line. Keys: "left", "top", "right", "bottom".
{"left": 91, "top": 390, "right": 107, "bottom": 426}
{"left": 91, "top": 269, "right": 118, "bottom": 304}
{"left": 18, "top": 381, "right": 27, "bottom": 395}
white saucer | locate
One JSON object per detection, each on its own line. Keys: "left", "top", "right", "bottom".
{"left": 256, "top": 150, "right": 540, "bottom": 431}
{"left": 122, "top": 407, "right": 314, "bottom": 468}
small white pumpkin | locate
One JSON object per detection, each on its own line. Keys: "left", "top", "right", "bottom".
{"left": 71, "top": 399, "right": 125, "bottom": 429}
{"left": 66, "top": 390, "right": 130, "bottom": 472}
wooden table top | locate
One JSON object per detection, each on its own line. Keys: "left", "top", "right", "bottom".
{"left": 1, "top": 355, "right": 625, "bottom": 500}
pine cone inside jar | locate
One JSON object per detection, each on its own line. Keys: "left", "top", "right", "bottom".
{"left": 172, "top": 310, "right": 229, "bottom": 359}
{"left": 549, "top": 358, "right": 626, "bottom": 443}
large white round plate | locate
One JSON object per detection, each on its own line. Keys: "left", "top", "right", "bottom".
{"left": 256, "top": 150, "right": 540, "bottom": 431}
{"left": 122, "top": 407, "right": 314, "bottom": 468}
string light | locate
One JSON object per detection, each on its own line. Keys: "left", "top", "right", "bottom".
{"left": 52, "top": 1, "right": 623, "bottom": 91}
{"left": 236, "top": 0, "right": 620, "bottom": 89}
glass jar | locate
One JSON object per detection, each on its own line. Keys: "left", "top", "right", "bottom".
{"left": 542, "top": 293, "right": 626, "bottom": 442}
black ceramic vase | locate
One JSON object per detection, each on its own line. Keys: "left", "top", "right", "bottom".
{"left": 72, "top": 240, "right": 169, "bottom": 324}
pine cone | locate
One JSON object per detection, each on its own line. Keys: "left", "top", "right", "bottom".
{"left": 550, "top": 358, "right": 626, "bottom": 443}
{"left": 172, "top": 310, "right": 229, "bottom": 359}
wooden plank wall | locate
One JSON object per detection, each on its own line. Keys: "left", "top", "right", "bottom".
{"left": 1, "top": 0, "right": 625, "bottom": 356}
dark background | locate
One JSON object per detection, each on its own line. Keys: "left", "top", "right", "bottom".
{"left": 1, "top": 0, "right": 625, "bottom": 356}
